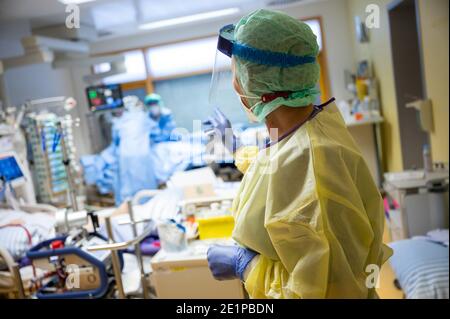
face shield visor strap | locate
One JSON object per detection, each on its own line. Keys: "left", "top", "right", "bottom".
{"left": 218, "top": 22, "right": 317, "bottom": 65}
{"left": 232, "top": 43, "right": 316, "bottom": 68}
{"left": 217, "top": 35, "right": 233, "bottom": 58}
{"left": 217, "top": 24, "right": 235, "bottom": 58}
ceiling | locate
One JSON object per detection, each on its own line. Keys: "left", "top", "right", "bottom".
{"left": 0, "top": 0, "right": 315, "bottom": 38}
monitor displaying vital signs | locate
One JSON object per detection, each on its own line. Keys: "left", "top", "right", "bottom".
{"left": 86, "top": 84, "right": 124, "bottom": 112}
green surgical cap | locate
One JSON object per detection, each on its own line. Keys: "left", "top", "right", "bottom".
{"left": 234, "top": 9, "right": 320, "bottom": 121}
{"left": 144, "top": 93, "right": 164, "bottom": 107}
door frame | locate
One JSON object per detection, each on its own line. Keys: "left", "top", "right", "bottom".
{"left": 388, "top": 0, "right": 427, "bottom": 98}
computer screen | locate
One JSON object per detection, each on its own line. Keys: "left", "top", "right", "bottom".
{"left": 0, "top": 155, "right": 24, "bottom": 183}
{"left": 86, "top": 84, "right": 124, "bottom": 112}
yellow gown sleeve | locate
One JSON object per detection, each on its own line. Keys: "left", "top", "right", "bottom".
{"left": 243, "top": 216, "right": 330, "bottom": 299}
{"left": 234, "top": 145, "right": 260, "bottom": 174}
{"left": 244, "top": 255, "right": 299, "bottom": 299}
{"left": 243, "top": 205, "right": 392, "bottom": 299}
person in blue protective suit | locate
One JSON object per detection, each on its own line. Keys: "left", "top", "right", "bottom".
{"left": 144, "top": 93, "right": 178, "bottom": 144}
{"left": 80, "top": 144, "right": 117, "bottom": 195}
{"left": 204, "top": 9, "right": 392, "bottom": 299}
{"left": 109, "top": 96, "right": 158, "bottom": 204}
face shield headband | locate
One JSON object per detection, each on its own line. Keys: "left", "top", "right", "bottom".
{"left": 217, "top": 24, "right": 317, "bottom": 68}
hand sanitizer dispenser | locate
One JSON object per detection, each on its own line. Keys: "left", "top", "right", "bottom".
{"left": 406, "top": 99, "right": 434, "bottom": 132}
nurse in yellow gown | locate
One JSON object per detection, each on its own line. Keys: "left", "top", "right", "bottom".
{"left": 205, "top": 9, "right": 392, "bottom": 299}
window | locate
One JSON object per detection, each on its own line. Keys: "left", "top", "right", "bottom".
{"left": 146, "top": 37, "right": 218, "bottom": 79}
{"left": 304, "top": 19, "right": 323, "bottom": 51}
{"left": 153, "top": 72, "right": 248, "bottom": 131}
{"left": 100, "top": 50, "right": 147, "bottom": 84}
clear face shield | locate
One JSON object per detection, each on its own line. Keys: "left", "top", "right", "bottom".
{"left": 206, "top": 24, "right": 271, "bottom": 158}
{"left": 208, "top": 24, "right": 251, "bottom": 123}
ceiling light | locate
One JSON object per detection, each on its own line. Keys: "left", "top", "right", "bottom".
{"left": 139, "top": 8, "right": 240, "bottom": 31}
{"left": 58, "top": 0, "right": 96, "bottom": 5}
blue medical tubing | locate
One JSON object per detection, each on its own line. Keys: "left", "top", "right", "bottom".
{"left": 52, "top": 131, "right": 62, "bottom": 153}
{"left": 40, "top": 129, "right": 46, "bottom": 152}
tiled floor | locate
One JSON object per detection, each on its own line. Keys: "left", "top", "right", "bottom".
{"left": 377, "top": 261, "right": 404, "bottom": 299}
{"left": 376, "top": 221, "right": 404, "bottom": 299}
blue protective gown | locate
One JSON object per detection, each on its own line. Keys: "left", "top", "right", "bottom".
{"left": 110, "top": 108, "right": 158, "bottom": 204}
{"left": 149, "top": 107, "right": 178, "bottom": 144}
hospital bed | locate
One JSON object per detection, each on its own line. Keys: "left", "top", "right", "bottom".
{"left": 1, "top": 164, "right": 241, "bottom": 298}
{"left": 389, "top": 230, "right": 449, "bottom": 299}
{"left": 0, "top": 152, "right": 107, "bottom": 298}
{"left": 0, "top": 186, "right": 178, "bottom": 299}
{"left": 1, "top": 202, "right": 135, "bottom": 299}
{"left": 0, "top": 152, "right": 57, "bottom": 297}
{"left": 0, "top": 203, "right": 57, "bottom": 298}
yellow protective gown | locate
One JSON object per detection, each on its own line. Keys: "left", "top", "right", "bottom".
{"left": 231, "top": 103, "right": 392, "bottom": 299}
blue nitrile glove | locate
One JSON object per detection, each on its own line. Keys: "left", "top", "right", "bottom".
{"left": 203, "top": 108, "right": 241, "bottom": 153}
{"left": 207, "top": 245, "right": 257, "bottom": 281}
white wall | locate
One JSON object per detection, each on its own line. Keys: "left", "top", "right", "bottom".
{"left": 0, "top": 20, "right": 75, "bottom": 106}
{"left": 280, "top": 0, "right": 355, "bottom": 102}
{"left": 3, "top": 63, "right": 75, "bottom": 106}
{"left": 68, "top": 65, "right": 98, "bottom": 156}
{"left": 418, "top": 0, "right": 449, "bottom": 163}
{"left": 0, "top": 21, "right": 30, "bottom": 59}
{"left": 0, "top": 20, "right": 32, "bottom": 106}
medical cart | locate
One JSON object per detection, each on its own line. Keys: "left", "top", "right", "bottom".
{"left": 150, "top": 239, "right": 245, "bottom": 299}
{"left": 383, "top": 169, "right": 449, "bottom": 241}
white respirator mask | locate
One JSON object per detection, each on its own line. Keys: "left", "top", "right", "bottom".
{"left": 236, "top": 93, "right": 259, "bottom": 123}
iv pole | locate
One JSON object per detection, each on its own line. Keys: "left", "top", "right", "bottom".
{"left": 56, "top": 120, "right": 79, "bottom": 211}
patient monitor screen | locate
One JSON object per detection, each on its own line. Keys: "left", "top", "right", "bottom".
{"left": 0, "top": 155, "right": 24, "bottom": 182}
{"left": 86, "top": 84, "right": 124, "bottom": 112}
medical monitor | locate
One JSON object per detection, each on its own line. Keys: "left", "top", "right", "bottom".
{"left": 86, "top": 84, "right": 124, "bottom": 112}
{"left": 0, "top": 152, "right": 26, "bottom": 187}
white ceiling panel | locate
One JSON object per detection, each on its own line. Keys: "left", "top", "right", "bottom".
{"left": 137, "top": 0, "right": 260, "bottom": 22}
{"left": 90, "top": 0, "right": 137, "bottom": 29}
{"left": 0, "top": 0, "right": 317, "bottom": 39}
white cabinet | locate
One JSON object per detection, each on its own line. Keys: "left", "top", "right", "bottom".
{"left": 384, "top": 170, "right": 449, "bottom": 240}
{"left": 150, "top": 240, "right": 245, "bottom": 299}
